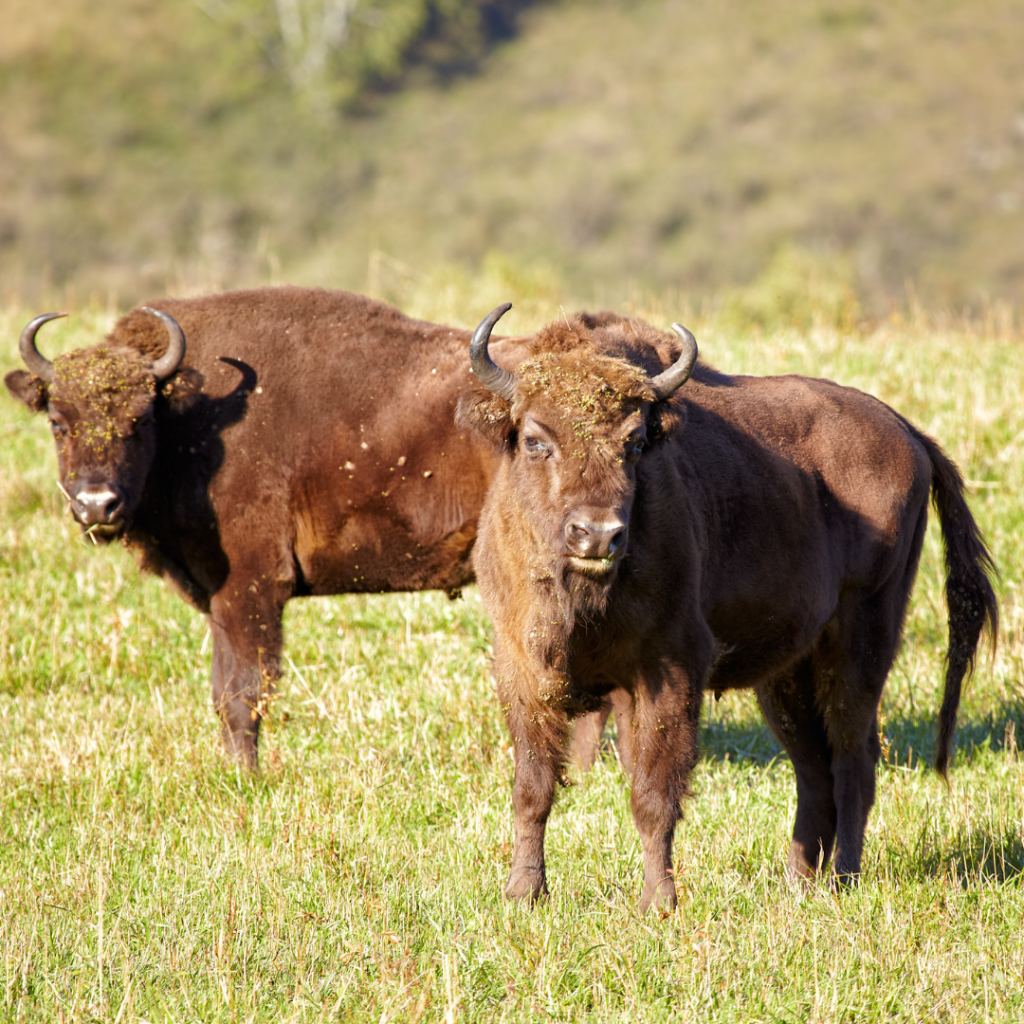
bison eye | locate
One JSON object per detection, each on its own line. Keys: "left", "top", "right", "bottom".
{"left": 49, "top": 418, "right": 69, "bottom": 439}
{"left": 625, "top": 440, "right": 644, "bottom": 463}
{"left": 523, "top": 435, "right": 550, "bottom": 458}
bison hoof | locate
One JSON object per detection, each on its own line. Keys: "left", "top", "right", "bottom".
{"left": 830, "top": 868, "right": 861, "bottom": 891}
{"left": 638, "top": 877, "right": 677, "bottom": 914}
{"left": 784, "top": 850, "right": 818, "bottom": 891}
{"left": 222, "top": 732, "right": 259, "bottom": 773}
{"left": 504, "top": 866, "right": 548, "bottom": 902}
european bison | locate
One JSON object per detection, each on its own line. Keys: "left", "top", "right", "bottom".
{"left": 460, "top": 303, "right": 997, "bottom": 911}
{"left": 5, "top": 287, "right": 529, "bottom": 769}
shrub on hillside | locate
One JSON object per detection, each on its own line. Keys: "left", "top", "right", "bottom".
{"left": 715, "top": 245, "right": 862, "bottom": 335}
{"left": 215, "top": 0, "right": 538, "bottom": 111}
{"left": 370, "top": 250, "right": 565, "bottom": 328}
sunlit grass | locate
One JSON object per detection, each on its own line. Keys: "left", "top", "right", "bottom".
{"left": 1, "top": 297, "right": 1022, "bottom": 1021}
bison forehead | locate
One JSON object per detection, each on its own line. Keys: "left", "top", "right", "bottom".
{"left": 514, "top": 351, "right": 654, "bottom": 429}
{"left": 52, "top": 349, "right": 156, "bottom": 454}
{"left": 53, "top": 348, "right": 155, "bottom": 404}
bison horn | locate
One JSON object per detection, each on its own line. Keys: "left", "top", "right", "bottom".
{"left": 469, "top": 302, "right": 517, "bottom": 402}
{"left": 18, "top": 312, "right": 66, "bottom": 383}
{"left": 649, "top": 323, "right": 699, "bottom": 400}
{"left": 141, "top": 307, "right": 187, "bottom": 381}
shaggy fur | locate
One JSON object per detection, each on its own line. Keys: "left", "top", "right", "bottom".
{"left": 460, "top": 311, "right": 998, "bottom": 912}
{"left": 5, "top": 286, "right": 533, "bottom": 768}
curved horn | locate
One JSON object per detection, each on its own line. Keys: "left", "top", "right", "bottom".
{"left": 19, "top": 312, "right": 66, "bottom": 383}
{"left": 649, "top": 323, "right": 699, "bottom": 401}
{"left": 469, "top": 302, "right": 517, "bottom": 402}
{"left": 141, "top": 307, "right": 186, "bottom": 381}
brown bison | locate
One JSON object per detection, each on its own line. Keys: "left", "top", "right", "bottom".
{"left": 5, "top": 287, "right": 531, "bottom": 769}
{"left": 460, "top": 303, "right": 997, "bottom": 911}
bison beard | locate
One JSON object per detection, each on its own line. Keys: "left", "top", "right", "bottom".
{"left": 460, "top": 304, "right": 998, "bottom": 912}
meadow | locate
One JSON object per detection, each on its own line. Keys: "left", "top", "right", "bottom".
{"left": 1, "top": 286, "right": 1022, "bottom": 1022}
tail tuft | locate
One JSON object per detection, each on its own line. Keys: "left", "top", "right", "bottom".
{"left": 912, "top": 429, "right": 999, "bottom": 776}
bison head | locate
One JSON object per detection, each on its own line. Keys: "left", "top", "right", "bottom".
{"left": 4, "top": 307, "right": 187, "bottom": 540}
{"left": 459, "top": 303, "right": 697, "bottom": 581}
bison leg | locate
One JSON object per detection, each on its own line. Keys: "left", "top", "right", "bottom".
{"left": 570, "top": 689, "right": 637, "bottom": 778}
{"left": 630, "top": 670, "right": 703, "bottom": 913}
{"left": 609, "top": 688, "right": 636, "bottom": 780}
{"left": 821, "top": 578, "right": 913, "bottom": 884}
{"left": 500, "top": 680, "right": 571, "bottom": 902}
{"left": 208, "top": 585, "right": 288, "bottom": 771}
{"left": 571, "top": 703, "right": 611, "bottom": 772}
{"left": 756, "top": 660, "right": 837, "bottom": 882}
{"left": 830, "top": 730, "right": 881, "bottom": 884}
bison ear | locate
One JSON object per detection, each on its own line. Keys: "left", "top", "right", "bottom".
{"left": 158, "top": 367, "right": 204, "bottom": 410}
{"left": 456, "top": 387, "right": 515, "bottom": 450}
{"left": 4, "top": 370, "right": 49, "bottom": 412}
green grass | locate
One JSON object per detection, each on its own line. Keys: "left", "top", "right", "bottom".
{"left": 1, "top": 295, "right": 1023, "bottom": 1022}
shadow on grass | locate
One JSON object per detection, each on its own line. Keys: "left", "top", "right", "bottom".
{"left": 690, "top": 698, "right": 1024, "bottom": 886}
{"left": 881, "top": 702, "right": 1024, "bottom": 772}
{"left": 924, "top": 829, "right": 1024, "bottom": 886}
{"left": 688, "top": 698, "right": 1024, "bottom": 772}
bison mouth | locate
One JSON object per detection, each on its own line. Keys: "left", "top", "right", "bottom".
{"left": 565, "top": 554, "right": 620, "bottom": 577}
{"left": 79, "top": 518, "right": 126, "bottom": 543}
{"left": 60, "top": 481, "right": 130, "bottom": 541}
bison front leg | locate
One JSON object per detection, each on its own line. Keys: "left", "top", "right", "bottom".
{"left": 499, "top": 678, "right": 571, "bottom": 902}
{"left": 208, "top": 583, "right": 288, "bottom": 771}
{"left": 630, "top": 669, "right": 703, "bottom": 913}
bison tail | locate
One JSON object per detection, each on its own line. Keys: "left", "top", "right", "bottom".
{"left": 913, "top": 427, "right": 999, "bottom": 776}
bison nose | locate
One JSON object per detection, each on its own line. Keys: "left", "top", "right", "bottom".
{"left": 564, "top": 516, "right": 628, "bottom": 560}
{"left": 74, "top": 485, "right": 124, "bottom": 526}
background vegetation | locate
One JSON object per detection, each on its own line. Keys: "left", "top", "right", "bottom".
{"left": 1, "top": 280, "right": 1022, "bottom": 1021}
{"left": 2, "top": 0, "right": 1023, "bottom": 311}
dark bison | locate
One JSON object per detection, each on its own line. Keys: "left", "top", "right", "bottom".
{"left": 5, "top": 287, "right": 531, "bottom": 769}
{"left": 460, "top": 303, "right": 997, "bottom": 911}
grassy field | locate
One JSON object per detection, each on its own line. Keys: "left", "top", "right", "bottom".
{"left": 1, "top": 289, "right": 1022, "bottom": 1022}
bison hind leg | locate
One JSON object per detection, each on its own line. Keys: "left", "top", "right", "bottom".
{"left": 830, "top": 732, "right": 882, "bottom": 886}
{"left": 756, "top": 659, "right": 838, "bottom": 884}
{"left": 818, "top": 572, "right": 916, "bottom": 883}
{"left": 570, "top": 689, "right": 636, "bottom": 779}
{"left": 570, "top": 704, "right": 610, "bottom": 773}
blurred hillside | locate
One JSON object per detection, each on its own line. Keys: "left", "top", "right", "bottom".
{"left": 1, "top": 0, "right": 1022, "bottom": 312}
